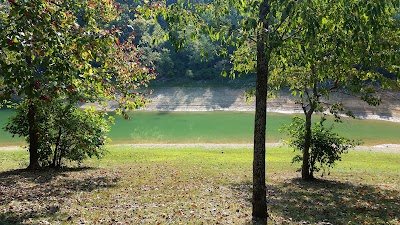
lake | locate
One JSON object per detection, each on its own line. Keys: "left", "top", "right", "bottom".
{"left": 0, "top": 110, "right": 399, "bottom": 146}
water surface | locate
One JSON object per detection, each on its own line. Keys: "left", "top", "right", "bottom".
{"left": 0, "top": 109, "right": 398, "bottom": 146}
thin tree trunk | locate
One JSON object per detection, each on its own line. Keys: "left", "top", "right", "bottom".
{"left": 27, "top": 101, "right": 40, "bottom": 170}
{"left": 252, "top": 0, "right": 270, "bottom": 221}
{"left": 302, "top": 111, "right": 313, "bottom": 180}
{"left": 58, "top": 146, "right": 65, "bottom": 168}
{"left": 52, "top": 126, "right": 62, "bottom": 168}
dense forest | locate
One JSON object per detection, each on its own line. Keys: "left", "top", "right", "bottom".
{"left": 112, "top": 0, "right": 254, "bottom": 86}
{"left": 110, "top": 0, "right": 400, "bottom": 87}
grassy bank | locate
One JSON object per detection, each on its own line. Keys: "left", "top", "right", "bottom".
{"left": 0, "top": 146, "right": 399, "bottom": 224}
{"left": 1, "top": 110, "right": 400, "bottom": 146}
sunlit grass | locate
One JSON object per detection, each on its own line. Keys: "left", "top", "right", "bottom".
{"left": 0, "top": 149, "right": 28, "bottom": 171}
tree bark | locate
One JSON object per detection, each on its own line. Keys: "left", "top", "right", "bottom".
{"left": 252, "top": 0, "right": 269, "bottom": 221}
{"left": 302, "top": 111, "right": 313, "bottom": 180}
{"left": 52, "top": 126, "right": 62, "bottom": 168}
{"left": 27, "top": 101, "right": 40, "bottom": 170}
{"left": 302, "top": 80, "right": 318, "bottom": 180}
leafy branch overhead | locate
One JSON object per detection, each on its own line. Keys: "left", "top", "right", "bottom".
{"left": 148, "top": 0, "right": 308, "bottom": 79}
{"left": 269, "top": 0, "right": 400, "bottom": 107}
{"left": 0, "top": 0, "right": 154, "bottom": 111}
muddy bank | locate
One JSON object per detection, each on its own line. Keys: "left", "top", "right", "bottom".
{"left": 140, "top": 87, "right": 400, "bottom": 122}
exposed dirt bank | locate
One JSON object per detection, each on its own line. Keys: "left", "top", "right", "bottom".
{"left": 140, "top": 87, "right": 400, "bottom": 122}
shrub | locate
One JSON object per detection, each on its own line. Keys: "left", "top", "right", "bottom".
{"left": 5, "top": 99, "right": 110, "bottom": 168}
{"left": 281, "top": 116, "right": 358, "bottom": 177}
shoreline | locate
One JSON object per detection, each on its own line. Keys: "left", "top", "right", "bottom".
{"left": 142, "top": 108, "right": 400, "bottom": 123}
{"left": 2, "top": 87, "right": 399, "bottom": 152}
{"left": 1, "top": 143, "right": 399, "bottom": 153}
{"left": 81, "top": 87, "right": 400, "bottom": 123}
{"left": 138, "top": 87, "right": 400, "bottom": 123}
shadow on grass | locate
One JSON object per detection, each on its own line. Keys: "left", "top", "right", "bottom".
{"left": 0, "top": 206, "right": 64, "bottom": 225}
{"left": 0, "top": 167, "right": 120, "bottom": 224}
{"left": 232, "top": 178, "right": 399, "bottom": 224}
{"left": 0, "top": 167, "right": 95, "bottom": 184}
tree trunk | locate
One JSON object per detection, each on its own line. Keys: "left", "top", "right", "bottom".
{"left": 27, "top": 101, "right": 40, "bottom": 170}
{"left": 52, "top": 126, "right": 62, "bottom": 168}
{"left": 252, "top": 0, "right": 270, "bottom": 221}
{"left": 302, "top": 111, "right": 313, "bottom": 180}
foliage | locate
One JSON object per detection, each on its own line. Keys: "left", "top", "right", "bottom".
{"left": 0, "top": 0, "right": 154, "bottom": 112}
{"left": 269, "top": 0, "right": 400, "bottom": 108}
{"left": 281, "top": 116, "right": 358, "bottom": 177}
{"left": 109, "top": 0, "right": 229, "bottom": 83}
{"left": 265, "top": 0, "right": 400, "bottom": 180}
{"left": 5, "top": 99, "right": 110, "bottom": 168}
{"left": 0, "top": 0, "right": 154, "bottom": 168}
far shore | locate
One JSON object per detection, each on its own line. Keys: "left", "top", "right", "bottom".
{"left": 83, "top": 86, "right": 400, "bottom": 123}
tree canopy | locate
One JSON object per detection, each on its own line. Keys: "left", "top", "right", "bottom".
{"left": 0, "top": 0, "right": 154, "bottom": 169}
{"left": 0, "top": 0, "right": 154, "bottom": 111}
{"left": 268, "top": 0, "right": 400, "bottom": 180}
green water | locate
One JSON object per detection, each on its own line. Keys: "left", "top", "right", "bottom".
{"left": 0, "top": 110, "right": 26, "bottom": 146}
{"left": 109, "top": 111, "right": 273, "bottom": 144}
{"left": 0, "top": 109, "right": 399, "bottom": 146}
{"left": 333, "top": 118, "right": 400, "bottom": 145}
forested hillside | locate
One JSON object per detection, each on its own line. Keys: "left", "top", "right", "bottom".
{"left": 112, "top": 0, "right": 255, "bottom": 85}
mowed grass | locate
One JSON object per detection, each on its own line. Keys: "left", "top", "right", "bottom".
{"left": 0, "top": 146, "right": 399, "bottom": 224}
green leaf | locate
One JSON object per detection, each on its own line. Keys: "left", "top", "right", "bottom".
{"left": 322, "top": 17, "right": 328, "bottom": 25}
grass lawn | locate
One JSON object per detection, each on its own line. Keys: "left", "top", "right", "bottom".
{"left": 0, "top": 146, "right": 399, "bottom": 224}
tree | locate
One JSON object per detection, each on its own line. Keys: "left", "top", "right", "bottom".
{"left": 269, "top": 0, "right": 400, "bottom": 180}
{"left": 133, "top": 17, "right": 222, "bottom": 81}
{"left": 152, "top": 0, "right": 309, "bottom": 220}
{"left": 152, "top": 0, "right": 391, "bottom": 220}
{"left": 0, "top": 0, "right": 154, "bottom": 170}
{"left": 281, "top": 116, "right": 358, "bottom": 178}
{"left": 252, "top": 1, "right": 269, "bottom": 219}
